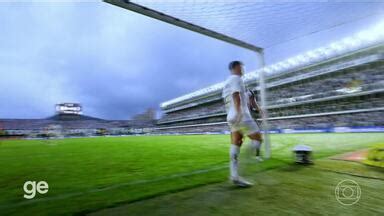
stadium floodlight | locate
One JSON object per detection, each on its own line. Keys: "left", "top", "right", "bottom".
{"left": 244, "top": 72, "right": 256, "bottom": 80}
{"left": 190, "top": 20, "right": 384, "bottom": 102}
{"left": 340, "top": 37, "right": 360, "bottom": 51}
{"left": 356, "top": 30, "right": 374, "bottom": 42}
{"left": 274, "top": 62, "right": 284, "bottom": 70}
{"left": 346, "top": 37, "right": 359, "bottom": 46}
{"left": 355, "top": 24, "right": 384, "bottom": 44}
{"left": 245, "top": 20, "right": 384, "bottom": 83}
{"left": 293, "top": 55, "right": 307, "bottom": 64}
{"left": 305, "top": 50, "right": 318, "bottom": 60}
{"left": 281, "top": 62, "right": 291, "bottom": 69}
{"left": 374, "top": 22, "right": 384, "bottom": 38}
{"left": 286, "top": 58, "right": 298, "bottom": 67}
{"left": 162, "top": 19, "right": 384, "bottom": 103}
{"left": 264, "top": 67, "right": 273, "bottom": 74}
{"left": 270, "top": 64, "right": 280, "bottom": 72}
{"left": 316, "top": 47, "right": 333, "bottom": 58}
{"left": 329, "top": 42, "right": 345, "bottom": 53}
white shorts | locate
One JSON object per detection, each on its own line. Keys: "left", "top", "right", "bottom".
{"left": 228, "top": 120, "right": 260, "bottom": 135}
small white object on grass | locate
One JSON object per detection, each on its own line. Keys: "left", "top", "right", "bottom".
{"left": 293, "top": 145, "right": 312, "bottom": 152}
{"left": 293, "top": 145, "right": 313, "bottom": 164}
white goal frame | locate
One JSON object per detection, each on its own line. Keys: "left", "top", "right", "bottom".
{"left": 104, "top": 0, "right": 271, "bottom": 158}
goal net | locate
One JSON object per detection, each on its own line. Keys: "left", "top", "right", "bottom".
{"left": 105, "top": 0, "right": 384, "bottom": 159}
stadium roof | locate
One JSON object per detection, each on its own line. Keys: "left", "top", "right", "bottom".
{"left": 104, "top": 1, "right": 384, "bottom": 108}
{"left": 158, "top": 22, "right": 384, "bottom": 109}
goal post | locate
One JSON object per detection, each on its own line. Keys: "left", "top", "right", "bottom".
{"left": 258, "top": 51, "right": 271, "bottom": 159}
{"left": 104, "top": 0, "right": 271, "bottom": 158}
{"left": 103, "top": 0, "right": 263, "bottom": 53}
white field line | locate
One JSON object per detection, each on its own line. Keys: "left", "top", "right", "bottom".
{"left": 0, "top": 164, "right": 228, "bottom": 210}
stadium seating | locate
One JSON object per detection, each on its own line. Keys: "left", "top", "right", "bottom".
{"left": 1, "top": 44, "right": 383, "bottom": 137}
{"left": 155, "top": 44, "right": 384, "bottom": 133}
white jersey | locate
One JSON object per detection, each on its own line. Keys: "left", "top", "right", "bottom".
{"left": 222, "top": 75, "right": 253, "bottom": 123}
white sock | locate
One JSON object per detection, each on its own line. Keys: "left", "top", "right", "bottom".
{"left": 251, "top": 140, "right": 261, "bottom": 156}
{"left": 230, "top": 144, "right": 240, "bottom": 179}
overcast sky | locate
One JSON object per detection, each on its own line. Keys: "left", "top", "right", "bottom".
{"left": 0, "top": 1, "right": 382, "bottom": 119}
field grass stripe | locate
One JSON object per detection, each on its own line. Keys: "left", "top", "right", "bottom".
{"left": 0, "top": 164, "right": 228, "bottom": 210}
{"left": 315, "top": 167, "right": 384, "bottom": 181}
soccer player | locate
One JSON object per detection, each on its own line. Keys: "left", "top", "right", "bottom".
{"left": 248, "top": 89, "right": 263, "bottom": 160}
{"left": 222, "top": 61, "right": 263, "bottom": 187}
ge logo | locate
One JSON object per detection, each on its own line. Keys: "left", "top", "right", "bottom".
{"left": 23, "top": 181, "right": 49, "bottom": 199}
{"left": 335, "top": 179, "right": 361, "bottom": 205}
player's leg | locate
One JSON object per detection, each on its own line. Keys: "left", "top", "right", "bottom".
{"left": 248, "top": 132, "right": 263, "bottom": 160}
{"left": 245, "top": 120, "right": 263, "bottom": 161}
{"left": 229, "top": 130, "right": 253, "bottom": 187}
{"left": 229, "top": 131, "right": 243, "bottom": 180}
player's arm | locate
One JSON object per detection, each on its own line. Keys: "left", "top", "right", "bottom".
{"left": 249, "top": 93, "right": 257, "bottom": 110}
{"left": 248, "top": 91, "right": 263, "bottom": 115}
{"left": 252, "top": 101, "right": 260, "bottom": 111}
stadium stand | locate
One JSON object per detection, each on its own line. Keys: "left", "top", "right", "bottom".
{"left": 155, "top": 43, "right": 384, "bottom": 134}
{"left": 1, "top": 42, "right": 383, "bottom": 137}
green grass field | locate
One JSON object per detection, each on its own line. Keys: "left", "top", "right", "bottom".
{"left": 0, "top": 133, "right": 383, "bottom": 215}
